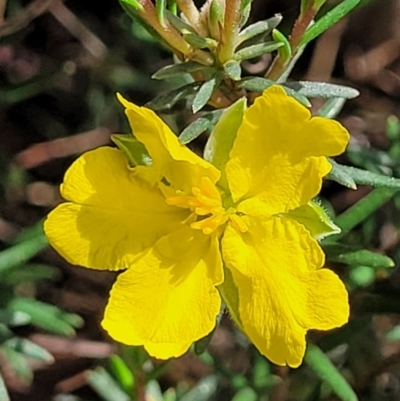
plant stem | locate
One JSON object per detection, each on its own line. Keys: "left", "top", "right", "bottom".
{"left": 266, "top": 3, "right": 316, "bottom": 81}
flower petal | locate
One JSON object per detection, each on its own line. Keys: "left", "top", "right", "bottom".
{"left": 221, "top": 217, "right": 349, "bottom": 367}
{"left": 44, "top": 147, "right": 188, "bottom": 270}
{"left": 117, "top": 94, "right": 220, "bottom": 192}
{"left": 226, "top": 85, "right": 349, "bottom": 213}
{"left": 102, "top": 228, "right": 223, "bottom": 359}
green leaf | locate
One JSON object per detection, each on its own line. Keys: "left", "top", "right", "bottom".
{"left": 285, "top": 81, "right": 359, "bottom": 99}
{"left": 305, "top": 344, "right": 358, "bottom": 401}
{"left": 333, "top": 188, "right": 398, "bottom": 240}
{"left": 165, "top": 10, "right": 196, "bottom": 34}
{"left": 386, "top": 325, "right": 400, "bottom": 341}
{"left": 272, "top": 29, "right": 292, "bottom": 62}
{"left": 349, "top": 265, "right": 375, "bottom": 287}
{"left": 156, "top": 0, "right": 167, "bottom": 26}
{"left": 386, "top": 115, "right": 400, "bottom": 141}
{"left": 318, "top": 97, "right": 346, "bottom": 118}
{"left": 4, "top": 337, "right": 54, "bottom": 363}
{"left": 299, "top": 0, "right": 361, "bottom": 48}
{"left": 224, "top": 60, "right": 241, "bottom": 81}
{"left": 0, "top": 234, "right": 48, "bottom": 276}
{"left": 0, "top": 263, "right": 58, "bottom": 286}
{"left": 111, "top": 134, "right": 152, "bottom": 167}
{"left": 327, "top": 160, "right": 357, "bottom": 189}
{"left": 86, "top": 367, "right": 130, "bottom": 401}
{"left": 179, "top": 375, "right": 218, "bottom": 401}
{"left": 183, "top": 33, "right": 217, "bottom": 50}
{"left": 120, "top": 0, "right": 143, "bottom": 11}
{"left": 204, "top": 98, "right": 247, "bottom": 191}
{"left": 329, "top": 161, "right": 400, "bottom": 189}
{"left": 0, "top": 310, "right": 31, "bottom": 327}
{"left": 192, "top": 77, "right": 219, "bottom": 113}
{"left": 2, "top": 345, "right": 33, "bottom": 384}
{"left": 285, "top": 201, "right": 340, "bottom": 240}
{"left": 282, "top": 86, "right": 311, "bottom": 107}
{"left": 323, "top": 243, "right": 394, "bottom": 268}
{"left": 146, "top": 380, "right": 163, "bottom": 401}
{"left": 109, "top": 355, "right": 135, "bottom": 392}
{"left": 152, "top": 61, "right": 211, "bottom": 80}
{"left": 7, "top": 298, "right": 83, "bottom": 336}
{"left": 237, "top": 77, "right": 275, "bottom": 92}
{"left": 236, "top": 16, "right": 282, "bottom": 46}
{"left": 179, "top": 110, "right": 223, "bottom": 145}
{"left": 231, "top": 387, "right": 257, "bottom": 401}
{"left": 0, "top": 373, "right": 10, "bottom": 401}
{"left": 234, "top": 42, "right": 283, "bottom": 61}
{"left": 147, "top": 82, "right": 200, "bottom": 110}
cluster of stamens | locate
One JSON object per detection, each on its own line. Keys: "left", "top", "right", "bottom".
{"left": 166, "top": 176, "right": 248, "bottom": 235}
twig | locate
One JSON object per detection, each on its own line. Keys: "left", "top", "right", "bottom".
{"left": 0, "top": 0, "right": 61, "bottom": 38}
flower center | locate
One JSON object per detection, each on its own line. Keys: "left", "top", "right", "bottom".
{"left": 166, "top": 176, "right": 248, "bottom": 235}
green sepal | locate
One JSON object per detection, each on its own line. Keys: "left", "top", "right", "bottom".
{"left": 204, "top": 97, "right": 246, "bottom": 191}
{"left": 111, "top": 134, "right": 152, "bottom": 167}
{"left": 284, "top": 201, "right": 340, "bottom": 240}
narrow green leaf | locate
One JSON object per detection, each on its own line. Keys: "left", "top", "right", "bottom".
{"left": 272, "top": 29, "right": 291, "bottom": 62}
{"left": 349, "top": 265, "right": 375, "bottom": 287}
{"left": 147, "top": 82, "right": 200, "bottom": 110}
{"left": 86, "top": 367, "right": 130, "bottom": 401}
{"left": 234, "top": 42, "right": 283, "bottom": 61}
{"left": 334, "top": 188, "right": 398, "bottom": 239}
{"left": 120, "top": 0, "right": 143, "bottom": 11}
{"left": 7, "top": 298, "right": 82, "bottom": 336}
{"left": 156, "top": 0, "right": 167, "bottom": 26}
{"left": 183, "top": 33, "right": 217, "bottom": 50}
{"left": 4, "top": 337, "right": 54, "bottom": 363}
{"left": 282, "top": 86, "right": 311, "bottom": 107}
{"left": 0, "top": 234, "right": 48, "bottom": 276}
{"left": 305, "top": 344, "right": 358, "bottom": 401}
{"left": 109, "top": 355, "right": 135, "bottom": 392}
{"left": 299, "top": 0, "right": 361, "bottom": 48}
{"left": 386, "top": 325, "right": 400, "bottom": 341}
{"left": 179, "top": 110, "right": 223, "bottom": 144}
{"left": 194, "top": 327, "right": 216, "bottom": 355}
{"left": 168, "top": 0, "right": 177, "bottom": 14}
{"left": 152, "top": 61, "right": 210, "bottom": 80}
{"left": 237, "top": 16, "right": 282, "bottom": 46}
{"left": 323, "top": 243, "right": 394, "bottom": 268}
{"left": 1, "top": 263, "right": 58, "bottom": 286}
{"left": 329, "top": 161, "right": 400, "bottom": 189}
{"left": 192, "top": 78, "right": 219, "bottom": 113}
{"left": 237, "top": 77, "right": 275, "bottom": 92}
{"left": 285, "top": 81, "right": 359, "bottom": 99}
{"left": 231, "top": 387, "right": 257, "bottom": 401}
{"left": 2, "top": 345, "right": 33, "bottom": 384}
{"left": 224, "top": 60, "right": 241, "bottom": 81}
{"left": 318, "top": 97, "right": 346, "bottom": 118}
{"left": 179, "top": 118, "right": 212, "bottom": 145}
{"left": 165, "top": 10, "right": 196, "bottom": 34}
{"left": 327, "top": 160, "right": 357, "bottom": 189}
{"left": 179, "top": 375, "right": 218, "bottom": 401}
{"left": 0, "top": 310, "right": 31, "bottom": 327}
{"left": 386, "top": 115, "right": 400, "bottom": 141}
{"left": 0, "top": 373, "right": 10, "bottom": 401}
{"left": 111, "top": 134, "right": 152, "bottom": 167}
{"left": 146, "top": 380, "right": 163, "bottom": 401}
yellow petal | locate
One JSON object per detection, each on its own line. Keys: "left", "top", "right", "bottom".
{"left": 221, "top": 217, "right": 349, "bottom": 368}
{"left": 44, "top": 147, "right": 188, "bottom": 270}
{"left": 102, "top": 228, "right": 223, "bottom": 359}
{"left": 117, "top": 94, "right": 220, "bottom": 191}
{"left": 226, "top": 85, "right": 349, "bottom": 213}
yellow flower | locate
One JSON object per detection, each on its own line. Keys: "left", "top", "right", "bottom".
{"left": 44, "top": 86, "right": 350, "bottom": 367}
